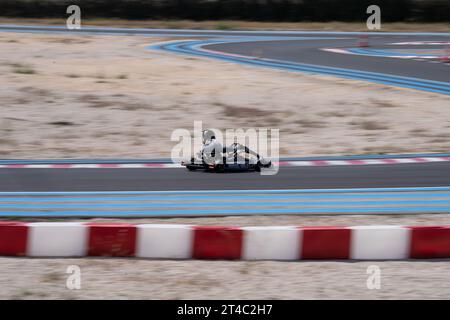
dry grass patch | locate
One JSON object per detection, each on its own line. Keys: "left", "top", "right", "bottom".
{"left": 77, "top": 94, "right": 112, "bottom": 108}
{"left": 319, "top": 111, "right": 347, "bottom": 118}
{"left": 371, "top": 99, "right": 401, "bottom": 108}
{"left": 47, "top": 121, "right": 77, "bottom": 126}
{"left": 11, "top": 289, "right": 34, "bottom": 300}
{"left": 362, "top": 146, "right": 410, "bottom": 154}
{"left": 428, "top": 138, "right": 448, "bottom": 143}
{"left": 221, "top": 105, "right": 272, "bottom": 118}
{"left": 296, "top": 119, "right": 327, "bottom": 129}
{"left": 65, "top": 73, "right": 81, "bottom": 78}
{"left": 46, "top": 37, "right": 91, "bottom": 44}
{"left": 10, "top": 63, "right": 36, "bottom": 74}
{"left": 41, "top": 272, "right": 64, "bottom": 283}
{"left": 0, "top": 138, "right": 16, "bottom": 145}
{"left": 119, "top": 102, "right": 149, "bottom": 111}
{"left": 357, "top": 120, "right": 390, "bottom": 131}
{"left": 20, "top": 86, "right": 51, "bottom": 97}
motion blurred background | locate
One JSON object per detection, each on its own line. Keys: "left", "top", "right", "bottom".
{"left": 1, "top": 0, "right": 449, "bottom": 22}
{"left": 0, "top": 0, "right": 449, "bottom": 300}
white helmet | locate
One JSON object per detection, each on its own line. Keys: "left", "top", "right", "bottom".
{"left": 202, "top": 129, "right": 216, "bottom": 144}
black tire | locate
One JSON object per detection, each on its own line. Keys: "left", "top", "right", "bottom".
{"left": 258, "top": 160, "right": 272, "bottom": 168}
{"left": 263, "top": 160, "right": 272, "bottom": 168}
{"left": 214, "top": 164, "right": 225, "bottom": 173}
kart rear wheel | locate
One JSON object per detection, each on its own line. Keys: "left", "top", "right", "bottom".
{"left": 214, "top": 164, "right": 226, "bottom": 173}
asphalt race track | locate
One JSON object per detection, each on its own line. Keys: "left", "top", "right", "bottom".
{"left": 1, "top": 24, "right": 449, "bottom": 85}
{"left": 205, "top": 37, "right": 450, "bottom": 83}
{"left": 1, "top": 162, "right": 450, "bottom": 191}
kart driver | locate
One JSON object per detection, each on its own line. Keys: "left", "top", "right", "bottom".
{"left": 200, "top": 129, "right": 223, "bottom": 165}
{"left": 200, "top": 129, "right": 262, "bottom": 165}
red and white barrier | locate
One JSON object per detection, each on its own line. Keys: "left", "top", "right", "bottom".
{"left": 1, "top": 222, "right": 450, "bottom": 260}
{"left": 350, "top": 226, "right": 410, "bottom": 260}
{"left": 28, "top": 222, "right": 88, "bottom": 257}
{"left": 137, "top": 224, "right": 193, "bottom": 259}
{"left": 243, "top": 226, "right": 300, "bottom": 260}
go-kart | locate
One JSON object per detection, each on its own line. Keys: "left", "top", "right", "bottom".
{"left": 181, "top": 143, "right": 272, "bottom": 173}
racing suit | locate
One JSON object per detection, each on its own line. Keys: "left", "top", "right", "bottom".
{"left": 200, "top": 138, "right": 224, "bottom": 165}
{"left": 201, "top": 139, "right": 260, "bottom": 166}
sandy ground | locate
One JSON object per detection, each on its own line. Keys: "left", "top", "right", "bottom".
{"left": 1, "top": 258, "right": 450, "bottom": 299}
{"left": 0, "top": 31, "right": 449, "bottom": 159}
{"left": 9, "top": 213, "right": 450, "bottom": 226}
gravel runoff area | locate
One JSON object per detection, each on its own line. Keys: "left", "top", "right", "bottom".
{"left": 1, "top": 214, "right": 450, "bottom": 299}
{"left": 2, "top": 259, "right": 450, "bottom": 300}
{"left": 0, "top": 32, "right": 449, "bottom": 159}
